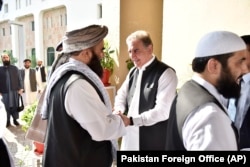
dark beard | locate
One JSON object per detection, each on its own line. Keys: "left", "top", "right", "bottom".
{"left": 216, "top": 67, "right": 241, "bottom": 99}
{"left": 88, "top": 52, "right": 103, "bottom": 78}
{"left": 3, "top": 60, "right": 10, "bottom": 66}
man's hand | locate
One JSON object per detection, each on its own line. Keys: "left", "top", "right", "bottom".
{"left": 117, "top": 112, "right": 131, "bottom": 127}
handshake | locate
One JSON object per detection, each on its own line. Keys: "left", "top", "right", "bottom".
{"left": 113, "top": 110, "right": 133, "bottom": 127}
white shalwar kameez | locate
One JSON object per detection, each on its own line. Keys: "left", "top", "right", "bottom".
{"left": 36, "top": 67, "right": 47, "bottom": 92}
{"left": 64, "top": 79, "right": 126, "bottom": 142}
{"left": 23, "top": 69, "right": 37, "bottom": 106}
{"left": 182, "top": 75, "right": 238, "bottom": 150}
{"left": 114, "top": 56, "right": 178, "bottom": 150}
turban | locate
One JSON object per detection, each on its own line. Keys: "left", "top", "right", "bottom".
{"left": 195, "top": 31, "right": 246, "bottom": 58}
{"left": 63, "top": 24, "right": 108, "bottom": 53}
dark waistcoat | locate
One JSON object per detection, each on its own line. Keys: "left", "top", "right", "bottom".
{"left": 20, "top": 68, "right": 37, "bottom": 92}
{"left": 126, "top": 58, "right": 173, "bottom": 150}
{"left": 43, "top": 71, "right": 112, "bottom": 167}
{"left": 165, "top": 80, "right": 238, "bottom": 150}
{"left": 36, "top": 66, "right": 46, "bottom": 82}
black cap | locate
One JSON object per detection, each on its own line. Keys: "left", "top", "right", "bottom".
{"left": 23, "top": 59, "right": 31, "bottom": 63}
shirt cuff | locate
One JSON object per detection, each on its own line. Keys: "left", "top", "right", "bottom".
{"left": 132, "top": 115, "right": 143, "bottom": 126}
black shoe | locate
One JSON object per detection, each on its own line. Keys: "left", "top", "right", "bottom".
{"left": 6, "top": 121, "right": 11, "bottom": 127}
{"left": 13, "top": 120, "right": 20, "bottom": 126}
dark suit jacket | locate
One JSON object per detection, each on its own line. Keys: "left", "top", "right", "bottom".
{"left": 0, "top": 65, "right": 22, "bottom": 93}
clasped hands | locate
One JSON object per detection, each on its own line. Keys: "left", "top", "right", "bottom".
{"left": 113, "top": 111, "right": 131, "bottom": 127}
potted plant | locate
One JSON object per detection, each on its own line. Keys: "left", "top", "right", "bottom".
{"left": 21, "top": 101, "right": 44, "bottom": 155}
{"left": 100, "top": 40, "right": 115, "bottom": 86}
{"left": 125, "top": 58, "right": 134, "bottom": 70}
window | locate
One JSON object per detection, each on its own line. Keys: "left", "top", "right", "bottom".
{"left": 97, "top": 4, "right": 102, "bottom": 19}
{"left": 60, "top": 14, "right": 63, "bottom": 26}
{"left": 65, "top": 14, "right": 67, "bottom": 26}
{"left": 16, "top": 0, "right": 21, "bottom": 9}
{"left": 47, "top": 47, "right": 55, "bottom": 66}
{"left": 26, "top": 0, "right": 31, "bottom": 6}
{"left": 9, "top": 26, "right": 11, "bottom": 35}
{"left": 2, "top": 28, "right": 5, "bottom": 36}
{"left": 60, "top": 14, "right": 67, "bottom": 26}
{"left": 31, "top": 48, "right": 36, "bottom": 67}
{"left": 47, "top": 17, "right": 52, "bottom": 28}
{"left": 51, "top": 17, "right": 53, "bottom": 28}
{"left": 31, "top": 21, "right": 35, "bottom": 31}
{"left": 4, "top": 4, "right": 8, "bottom": 13}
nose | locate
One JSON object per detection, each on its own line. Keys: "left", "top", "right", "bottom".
{"left": 100, "top": 52, "right": 105, "bottom": 59}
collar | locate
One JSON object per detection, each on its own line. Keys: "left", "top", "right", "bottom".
{"left": 242, "top": 73, "right": 250, "bottom": 83}
{"left": 192, "top": 74, "right": 227, "bottom": 110}
{"left": 138, "top": 55, "right": 155, "bottom": 71}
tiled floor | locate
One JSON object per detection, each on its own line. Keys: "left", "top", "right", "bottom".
{"left": 3, "top": 118, "right": 42, "bottom": 167}
{"left": 3, "top": 115, "right": 117, "bottom": 167}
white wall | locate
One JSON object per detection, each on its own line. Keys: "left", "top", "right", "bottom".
{"left": 162, "top": 0, "right": 250, "bottom": 88}
{"left": 65, "top": 0, "right": 102, "bottom": 31}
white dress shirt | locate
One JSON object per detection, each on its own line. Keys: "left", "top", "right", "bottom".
{"left": 235, "top": 73, "right": 250, "bottom": 130}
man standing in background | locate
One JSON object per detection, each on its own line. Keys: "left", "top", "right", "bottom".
{"left": 228, "top": 35, "right": 250, "bottom": 150}
{"left": 0, "top": 53, "right": 23, "bottom": 127}
{"left": 20, "top": 59, "right": 40, "bottom": 106}
{"left": 36, "top": 60, "right": 47, "bottom": 93}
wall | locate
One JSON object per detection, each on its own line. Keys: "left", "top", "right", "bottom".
{"left": 116, "top": 0, "right": 163, "bottom": 88}
{"left": 42, "top": 6, "right": 67, "bottom": 65}
{"left": 0, "top": 21, "right": 12, "bottom": 52}
{"left": 18, "top": 15, "right": 34, "bottom": 58}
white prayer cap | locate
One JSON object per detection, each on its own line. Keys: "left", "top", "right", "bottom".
{"left": 195, "top": 31, "right": 246, "bottom": 58}
{"left": 63, "top": 24, "right": 108, "bottom": 53}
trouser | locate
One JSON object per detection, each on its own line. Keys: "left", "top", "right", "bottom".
{"left": 6, "top": 107, "right": 19, "bottom": 122}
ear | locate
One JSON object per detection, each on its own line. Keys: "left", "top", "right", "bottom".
{"left": 207, "top": 58, "right": 220, "bottom": 74}
{"left": 79, "top": 49, "right": 92, "bottom": 63}
{"left": 147, "top": 44, "right": 153, "bottom": 53}
{"left": 85, "top": 49, "right": 93, "bottom": 60}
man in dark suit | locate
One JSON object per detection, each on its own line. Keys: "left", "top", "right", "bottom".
{"left": 233, "top": 35, "right": 250, "bottom": 150}
{"left": 0, "top": 53, "right": 23, "bottom": 127}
